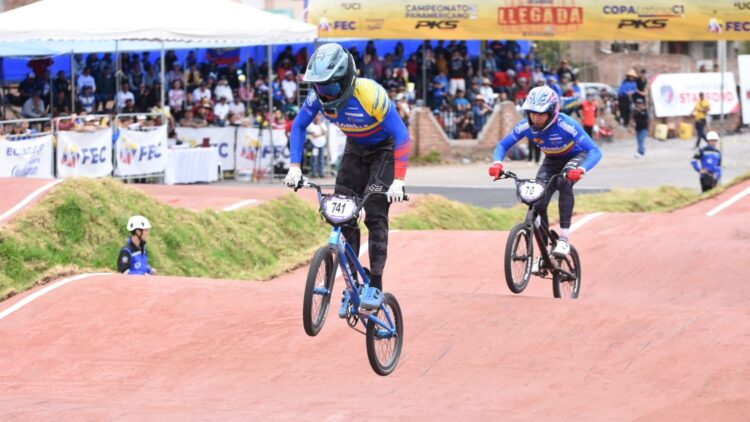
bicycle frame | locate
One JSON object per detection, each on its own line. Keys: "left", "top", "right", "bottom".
{"left": 305, "top": 182, "right": 397, "bottom": 337}
{"left": 502, "top": 172, "right": 577, "bottom": 281}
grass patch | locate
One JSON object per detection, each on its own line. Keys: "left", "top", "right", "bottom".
{"left": 0, "top": 178, "right": 329, "bottom": 299}
{"left": 391, "top": 195, "right": 527, "bottom": 230}
{"left": 575, "top": 186, "right": 698, "bottom": 213}
{"left": 411, "top": 150, "right": 442, "bottom": 165}
{"left": 392, "top": 172, "right": 750, "bottom": 231}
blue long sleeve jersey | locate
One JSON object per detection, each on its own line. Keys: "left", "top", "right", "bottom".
{"left": 290, "top": 78, "right": 411, "bottom": 178}
{"left": 493, "top": 113, "right": 603, "bottom": 171}
{"left": 691, "top": 145, "right": 722, "bottom": 180}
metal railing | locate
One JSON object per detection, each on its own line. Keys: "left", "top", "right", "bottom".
{"left": 0, "top": 117, "right": 52, "bottom": 139}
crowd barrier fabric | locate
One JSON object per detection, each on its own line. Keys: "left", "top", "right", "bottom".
{"left": 0, "top": 134, "right": 54, "bottom": 178}
{"left": 235, "top": 127, "right": 289, "bottom": 173}
{"left": 56, "top": 129, "right": 113, "bottom": 178}
{"left": 114, "top": 126, "right": 168, "bottom": 177}
{"left": 175, "top": 127, "right": 236, "bottom": 171}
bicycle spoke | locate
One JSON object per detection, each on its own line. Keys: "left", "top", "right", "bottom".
{"left": 312, "top": 261, "right": 328, "bottom": 323}
{"left": 374, "top": 305, "right": 397, "bottom": 366}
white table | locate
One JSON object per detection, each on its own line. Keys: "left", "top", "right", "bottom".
{"left": 164, "top": 146, "right": 220, "bottom": 185}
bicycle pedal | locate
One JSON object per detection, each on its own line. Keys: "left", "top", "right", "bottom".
{"left": 359, "top": 287, "right": 383, "bottom": 311}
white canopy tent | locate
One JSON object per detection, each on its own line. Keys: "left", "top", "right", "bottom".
{"left": 0, "top": 0, "right": 316, "bottom": 116}
{"left": 0, "top": 0, "right": 316, "bottom": 44}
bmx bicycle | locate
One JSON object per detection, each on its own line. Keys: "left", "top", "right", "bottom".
{"left": 294, "top": 180, "right": 405, "bottom": 376}
{"left": 495, "top": 170, "right": 581, "bottom": 299}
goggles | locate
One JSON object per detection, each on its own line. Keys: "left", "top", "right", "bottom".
{"left": 314, "top": 81, "right": 342, "bottom": 99}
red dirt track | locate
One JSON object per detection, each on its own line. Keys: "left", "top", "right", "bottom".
{"left": 133, "top": 184, "right": 320, "bottom": 210}
{"left": 0, "top": 178, "right": 56, "bottom": 222}
{"left": 1, "top": 183, "right": 749, "bottom": 419}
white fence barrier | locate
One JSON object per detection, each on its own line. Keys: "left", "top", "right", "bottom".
{"left": 114, "top": 126, "right": 168, "bottom": 177}
{"left": 0, "top": 134, "right": 54, "bottom": 178}
{"left": 56, "top": 129, "right": 113, "bottom": 178}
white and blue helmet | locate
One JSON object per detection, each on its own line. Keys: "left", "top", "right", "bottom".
{"left": 521, "top": 86, "right": 560, "bottom": 133}
{"left": 304, "top": 43, "right": 357, "bottom": 113}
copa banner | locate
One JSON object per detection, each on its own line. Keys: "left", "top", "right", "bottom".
{"left": 739, "top": 55, "right": 750, "bottom": 125}
{"left": 0, "top": 135, "right": 54, "bottom": 178}
{"left": 650, "top": 72, "right": 739, "bottom": 118}
{"left": 114, "top": 126, "right": 168, "bottom": 177}
{"left": 175, "top": 127, "right": 236, "bottom": 171}
{"left": 56, "top": 129, "right": 113, "bottom": 178}
{"left": 309, "top": 0, "right": 750, "bottom": 40}
{"left": 235, "top": 128, "right": 289, "bottom": 172}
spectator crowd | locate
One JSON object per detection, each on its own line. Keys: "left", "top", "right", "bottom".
{"left": 3, "top": 40, "right": 657, "bottom": 148}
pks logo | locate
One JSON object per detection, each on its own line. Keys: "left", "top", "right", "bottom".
{"left": 708, "top": 18, "right": 722, "bottom": 34}
{"left": 533, "top": 138, "right": 544, "bottom": 145}
{"left": 60, "top": 143, "right": 80, "bottom": 167}
{"left": 618, "top": 19, "right": 667, "bottom": 29}
{"left": 119, "top": 141, "right": 138, "bottom": 165}
{"left": 660, "top": 85, "right": 674, "bottom": 104}
{"left": 415, "top": 20, "right": 459, "bottom": 29}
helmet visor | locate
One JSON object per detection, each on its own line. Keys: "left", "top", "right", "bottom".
{"left": 314, "top": 82, "right": 342, "bottom": 100}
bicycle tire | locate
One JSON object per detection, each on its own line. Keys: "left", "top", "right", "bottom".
{"left": 553, "top": 244, "right": 581, "bottom": 299}
{"left": 302, "top": 246, "right": 335, "bottom": 336}
{"left": 366, "top": 293, "right": 403, "bottom": 376}
{"left": 504, "top": 223, "right": 533, "bottom": 294}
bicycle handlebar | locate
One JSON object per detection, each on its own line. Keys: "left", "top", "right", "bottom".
{"left": 293, "top": 178, "right": 409, "bottom": 214}
{"left": 494, "top": 170, "right": 565, "bottom": 187}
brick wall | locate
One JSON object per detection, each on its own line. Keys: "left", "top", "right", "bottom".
{"left": 410, "top": 101, "right": 523, "bottom": 162}
{"left": 569, "top": 43, "right": 740, "bottom": 87}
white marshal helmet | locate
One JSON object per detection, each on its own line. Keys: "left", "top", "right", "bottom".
{"left": 127, "top": 215, "right": 152, "bottom": 232}
{"left": 706, "top": 131, "right": 720, "bottom": 141}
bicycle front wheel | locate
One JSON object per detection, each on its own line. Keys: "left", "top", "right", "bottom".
{"left": 302, "top": 246, "right": 336, "bottom": 336}
{"left": 553, "top": 244, "right": 581, "bottom": 299}
{"left": 504, "top": 223, "right": 533, "bottom": 293}
{"left": 366, "top": 293, "right": 403, "bottom": 376}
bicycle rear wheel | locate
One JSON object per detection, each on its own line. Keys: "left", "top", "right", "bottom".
{"left": 302, "top": 246, "right": 336, "bottom": 336}
{"left": 366, "top": 293, "right": 403, "bottom": 376}
{"left": 504, "top": 223, "right": 533, "bottom": 293}
{"left": 553, "top": 244, "right": 581, "bottom": 299}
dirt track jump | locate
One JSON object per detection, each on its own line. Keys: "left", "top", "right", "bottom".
{"left": 1, "top": 180, "right": 749, "bottom": 420}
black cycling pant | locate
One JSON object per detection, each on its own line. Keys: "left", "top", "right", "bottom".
{"left": 335, "top": 138, "right": 394, "bottom": 288}
{"left": 700, "top": 173, "right": 717, "bottom": 193}
{"left": 534, "top": 152, "right": 587, "bottom": 234}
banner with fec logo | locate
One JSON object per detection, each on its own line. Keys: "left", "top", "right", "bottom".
{"left": 650, "top": 72, "right": 739, "bottom": 118}
{"left": 175, "top": 127, "right": 236, "bottom": 171}
{"left": 0, "top": 134, "right": 54, "bottom": 178}
{"left": 235, "top": 127, "right": 289, "bottom": 172}
{"left": 739, "top": 55, "right": 750, "bottom": 125}
{"left": 309, "top": 0, "right": 750, "bottom": 40}
{"left": 114, "top": 126, "right": 168, "bottom": 177}
{"left": 56, "top": 129, "right": 113, "bottom": 178}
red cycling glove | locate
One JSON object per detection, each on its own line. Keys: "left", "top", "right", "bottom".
{"left": 566, "top": 167, "right": 586, "bottom": 182}
{"left": 489, "top": 162, "right": 504, "bottom": 178}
